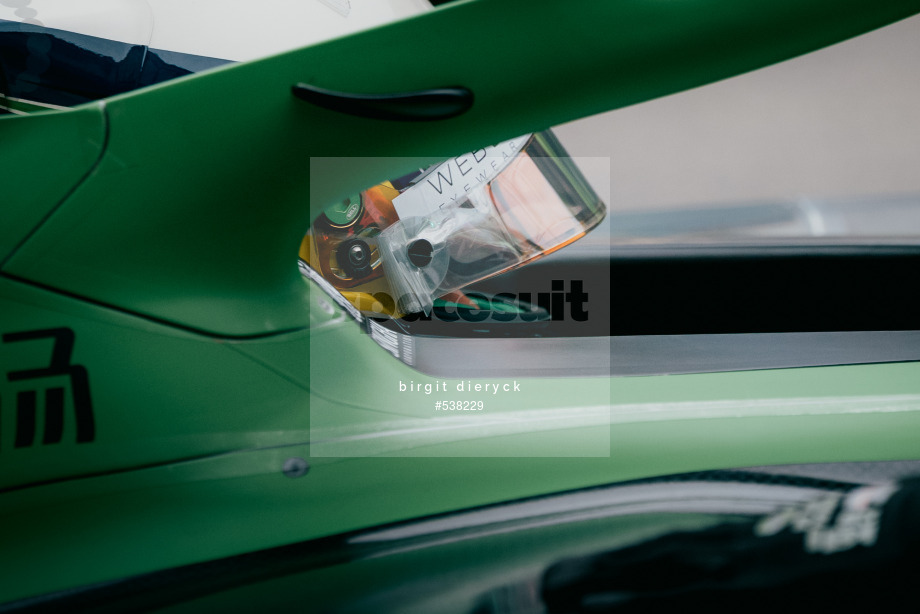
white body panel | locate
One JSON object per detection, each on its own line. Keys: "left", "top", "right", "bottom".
{"left": 0, "top": 0, "right": 431, "bottom": 61}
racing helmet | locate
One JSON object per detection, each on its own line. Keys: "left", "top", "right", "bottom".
{"left": 300, "top": 130, "right": 606, "bottom": 318}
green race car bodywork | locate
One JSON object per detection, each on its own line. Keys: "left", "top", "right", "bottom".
{"left": 2, "top": 0, "right": 920, "bottom": 609}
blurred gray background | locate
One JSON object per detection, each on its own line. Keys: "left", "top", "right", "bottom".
{"left": 553, "top": 14, "right": 920, "bottom": 215}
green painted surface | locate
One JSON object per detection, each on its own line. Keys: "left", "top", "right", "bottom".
{"left": 1, "top": 406, "right": 919, "bottom": 603}
{"left": 1, "top": 0, "right": 919, "bottom": 606}
{"left": 0, "top": 277, "right": 309, "bottom": 491}
{"left": 0, "top": 105, "right": 105, "bottom": 263}
{"left": 3, "top": 0, "right": 917, "bottom": 335}
{"left": 1, "top": 277, "right": 919, "bottom": 602}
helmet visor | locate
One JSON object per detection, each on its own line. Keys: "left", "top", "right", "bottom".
{"left": 300, "top": 131, "right": 606, "bottom": 318}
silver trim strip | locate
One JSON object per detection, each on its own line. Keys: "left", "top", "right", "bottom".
{"left": 405, "top": 331, "right": 920, "bottom": 377}
{"left": 2, "top": 95, "right": 68, "bottom": 110}
{"left": 349, "top": 481, "right": 830, "bottom": 547}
